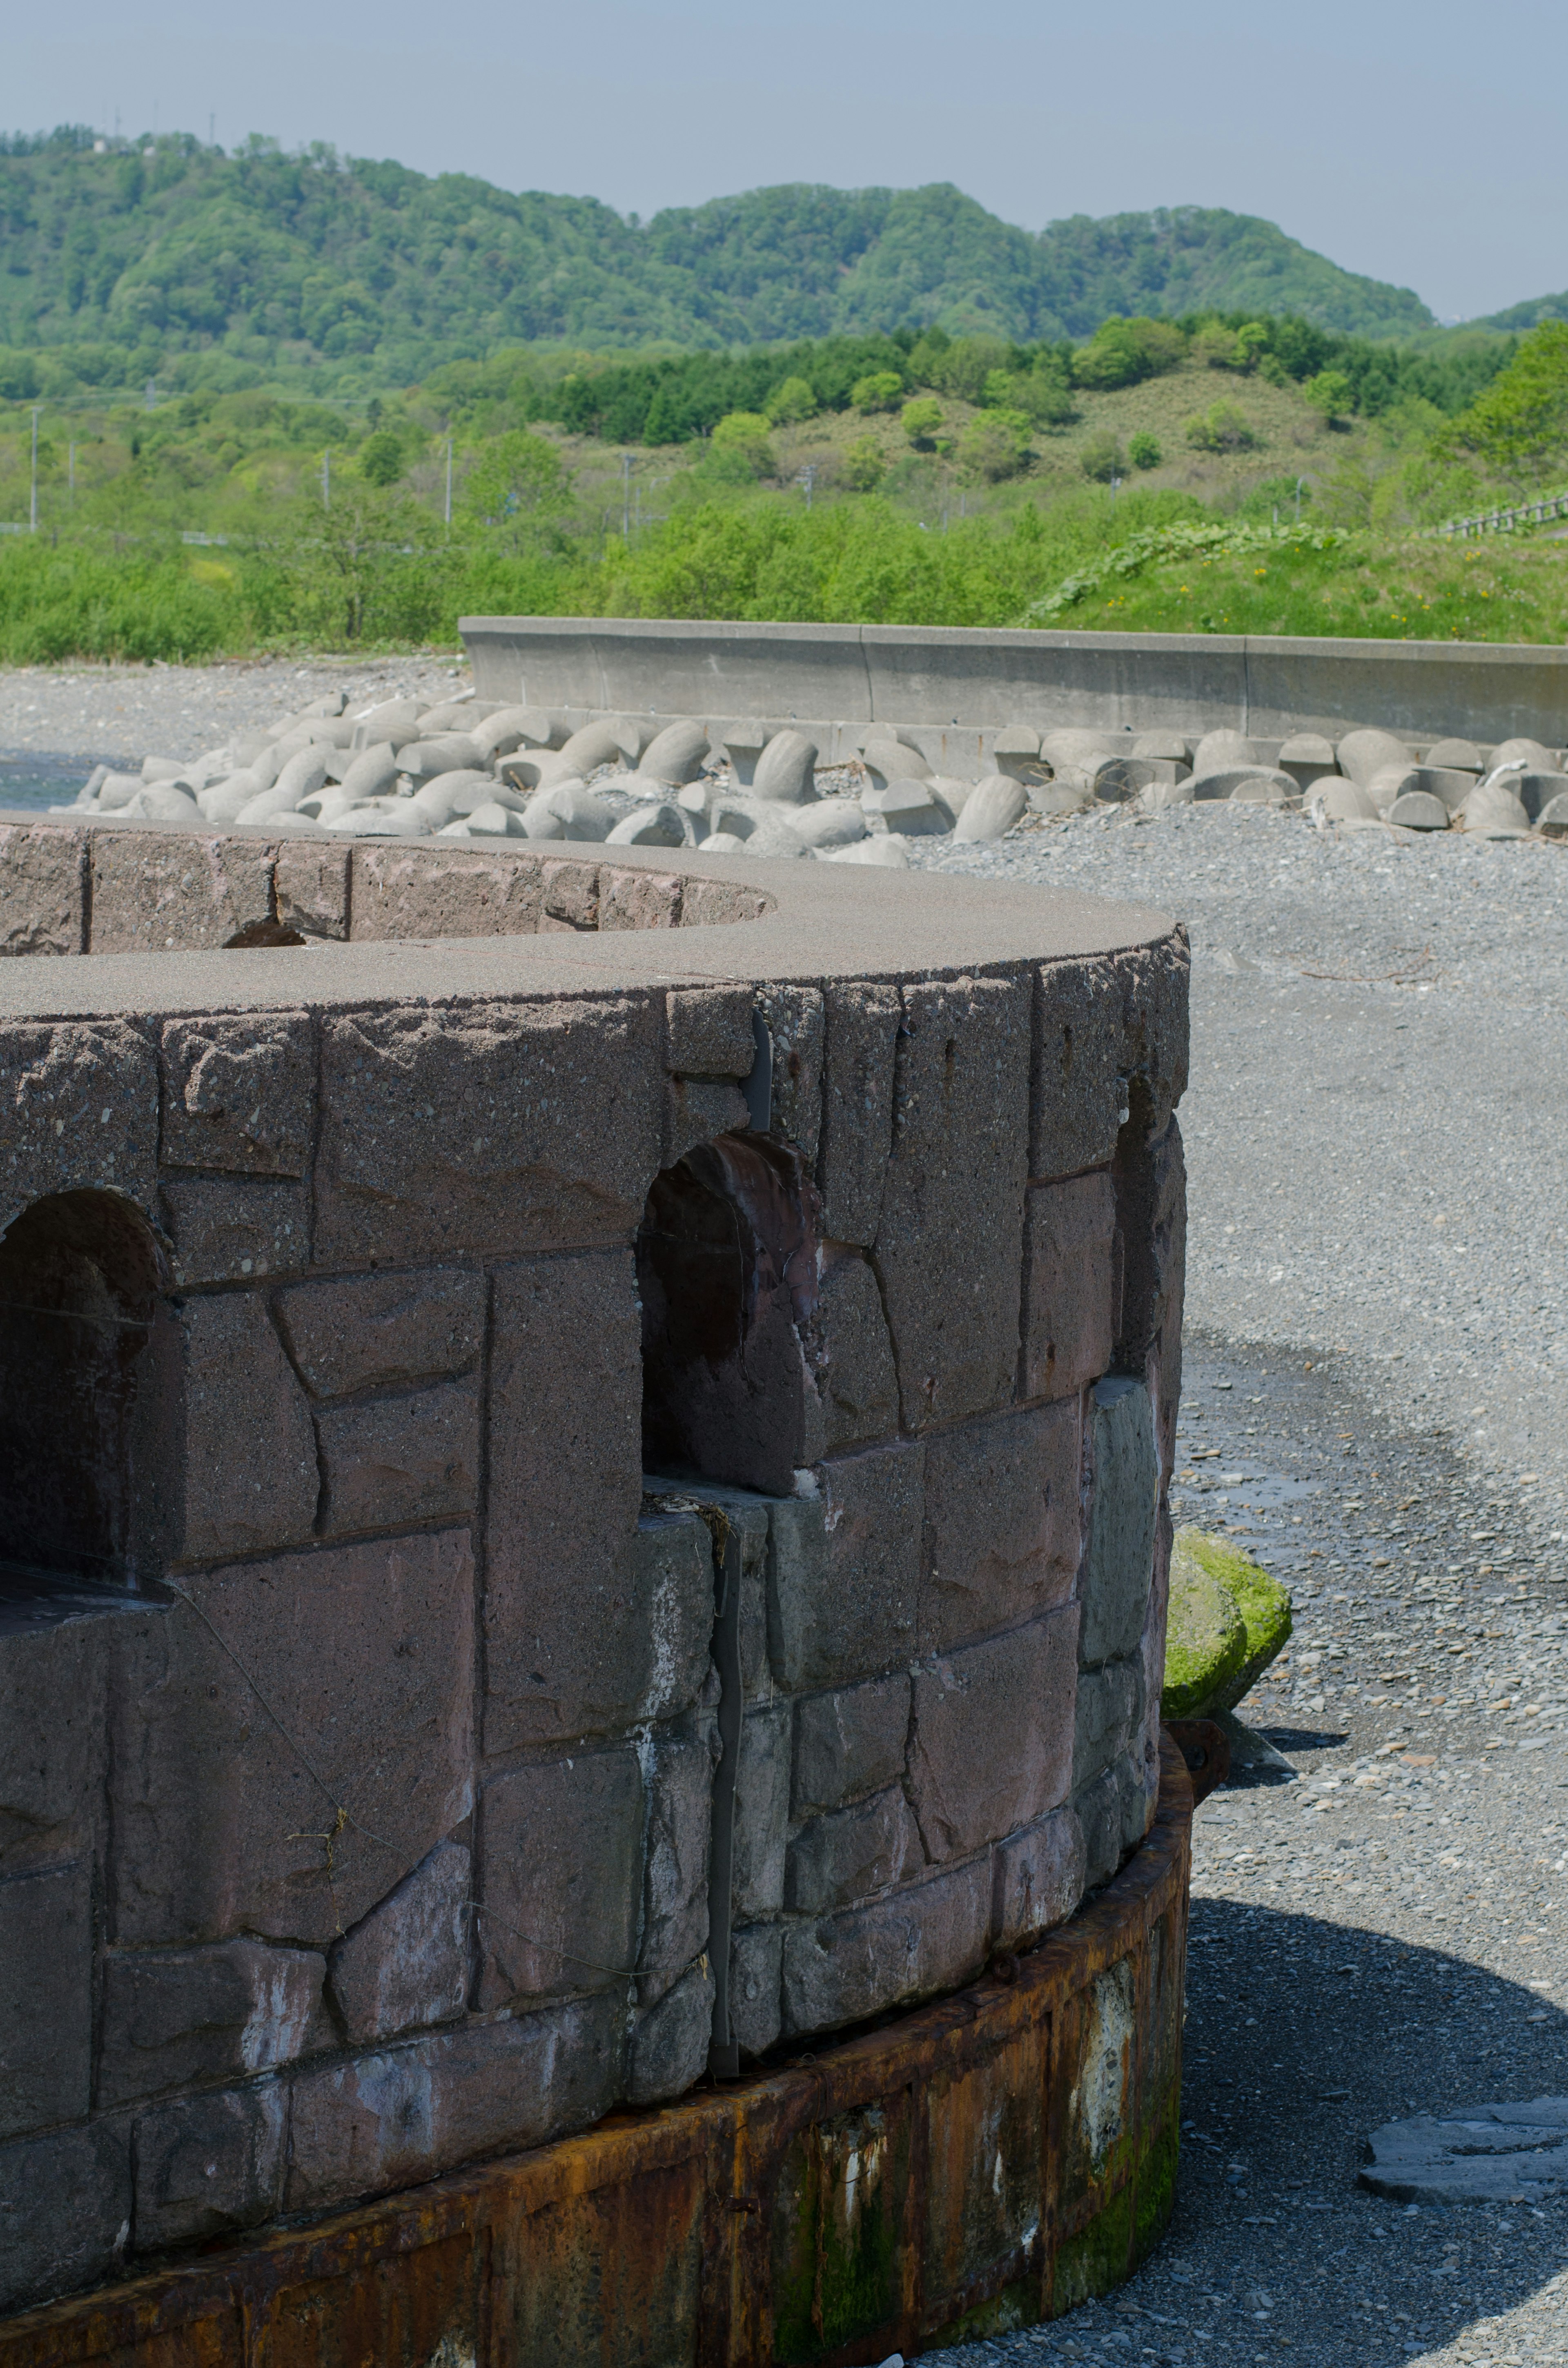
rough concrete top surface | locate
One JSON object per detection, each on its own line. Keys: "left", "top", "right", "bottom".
{"left": 0, "top": 812, "right": 1176, "bottom": 1021}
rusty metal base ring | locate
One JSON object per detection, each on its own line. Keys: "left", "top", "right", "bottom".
{"left": 2, "top": 1744, "right": 1193, "bottom": 2368}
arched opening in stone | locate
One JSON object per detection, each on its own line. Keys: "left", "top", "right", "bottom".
{"left": 224, "top": 920, "right": 307, "bottom": 949}
{"left": 637, "top": 1134, "right": 819, "bottom": 1497}
{"left": 0, "top": 1190, "right": 178, "bottom": 1596}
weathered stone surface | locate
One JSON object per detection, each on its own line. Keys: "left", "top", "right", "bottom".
{"left": 1079, "top": 1377, "right": 1158, "bottom": 1667}
{"left": 754, "top": 984, "right": 824, "bottom": 1159}
{"left": 90, "top": 831, "right": 275, "bottom": 953}
{"left": 679, "top": 877, "right": 773, "bottom": 928}
{"left": 919, "top": 1402, "right": 1080, "bottom": 1653}
{"left": 0, "top": 1616, "right": 109, "bottom": 1880}
{"left": 780, "top": 1856, "right": 991, "bottom": 2038}
{"left": 0, "top": 2118, "right": 131, "bottom": 2312}
{"left": 792, "top": 1672, "right": 910, "bottom": 1817}
{"left": 0, "top": 823, "right": 86, "bottom": 955}
{"left": 1422, "top": 736, "right": 1483, "bottom": 773}
{"left": 1021, "top": 1173, "right": 1117, "bottom": 1400}
{"left": 874, "top": 974, "right": 1030, "bottom": 1429}
{"left": 816, "top": 982, "right": 900, "bottom": 1245}
{"left": 639, "top": 1733, "right": 713, "bottom": 1990}
{"left": 1113, "top": 939, "right": 1190, "bottom": 1136}
{"left": 908, "top": 1613, "right": 1078, "bottom": 1862}
{"left": 485, "top": 1251, "right": 645, "bottom": 1750}
{"left": 133, "top": 2078, "right": 287, "bottom": 2248}
{"left": 1072, "top": 1657, "right": 1145, "bottom": 1792}
{"left": 111, "top": 1530, "right": 474, "bottom": 1947}
{"left": 664, "top": 1076, "right": 751, "bottom": 1166}
{"left": 813, "top": 1250, "right": 899, "bottom": 1452}
{"left": 278, "top": 1267, "right": 486, "bottom": 1399}
{"left": 316, "top": 997, "right": 662, "bottom": 1264}
{"left": 1118, "top": 1115, "right": 1186, "bottom": 1467}
{"left": 160, "top": 1175, "right": 310, "bottom": 1285}
{"left": 733, "top": 1702, "right": 791, "bottom": 1919}
{"left": 160, "top": 1013, "right": 313, "bottom": 1177}
{"left": 1315, "top": 777, "right": 1379, "bottom": 824}
{"left": 629, "top": 1507, "right": 719, "bottom": 1721}
{"left": 98, "top": 1935, "right": 324, "bottom": 2108}
{"left": 477, "top": 1748, "right": 642, "bottom": 2009}
{"left": 284, "top": 1996, "right": 621, "bottom": 2212}
{"left": 785, "top": 1786, "right": 923, "bottom": 1915}
{"left": 316, "top": 1377, "right": 480, "bottom": 1534}
{"left": 0, "top": 1018, "right": 157, "bottom": 1221}
{"left": 328, "top": 1840, "right": 470, "bottom": 2042}
{"left": 349, "top": 845, "right": 543, "bottom": 940}
{"left": 665, "top": 986, "right": 755, "bottom": 1078}
{"left": 1359, "top": 2100, "right": 1568, "bottom": 2204}
{"left": 599, "top": 865, "right": 683, "bottom": 930}
{"left": 539, "top": 855, "right": 602, "bottom": 926}
{"left": 992, "top": 1804, "right": 1086, "bottom": 1949}
{"left": 274, "top": 838, "right": 350, "bottom": 939}
{"left": 176, "top": 1292, "right": 318, "bottom": 1561}
{"left": 768, "top": 1444, "right": 924, "bottom": 1692}
{"left": 627, "top": 1962, "right": 715, "bottom": 2105}
{"left": 0, "top": 1859, "right": 91, "bottom": 2138}
{"left": 647, "top": 1480, "right": 769, "bottom": 1699}
{"left": 729, "top": 1921, "right": 784, "bottom": 2058}
{"left": 1073, "top": 1750, "right": 1145, "bottom": 1889}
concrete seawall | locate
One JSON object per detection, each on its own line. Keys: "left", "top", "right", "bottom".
{"left": 459, "top": 616, "right": 1568, "bottom": 747}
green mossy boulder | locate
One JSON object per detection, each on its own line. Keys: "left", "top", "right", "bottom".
{"left": 1161, "top": 1529, "right": 1292, "bottom": 1719}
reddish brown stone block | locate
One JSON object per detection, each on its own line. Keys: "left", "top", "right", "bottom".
{"left": 89, "top": 831, "right": 274, "bottom": 953}
{"left": 349, "top": 845, "right": 542, "bottom": 940}
{"left": 1021, "top": 1172, "right": 1116, "bottom": 1402}
{"left": 176, "top": 1292, "right": 318, "bottom": 1563}
{"left": 477, "top": 1748, "right": 643, "bottom": 2009}
{"left": 907, "top": 1608, "right": 1078, "bottom": 1863}
{"left": 316, "top": 1378, "right": 481, "bottom": 1534}
{"left": 919, "top": 1400, "right": 1081, "bottom": 1653}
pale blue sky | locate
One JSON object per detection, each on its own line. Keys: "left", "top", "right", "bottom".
{"left": 11, "top": 0, "right": 1563, "bottom": 322}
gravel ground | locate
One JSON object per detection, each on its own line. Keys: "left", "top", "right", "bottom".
{"left": 4, "top": 671, "right": 1568, "bottom": 2365}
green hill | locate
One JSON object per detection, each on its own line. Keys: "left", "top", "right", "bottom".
{"left": 0, "top": 125, "right": 1437, "bottom": 396}
{"left": 1474, "top": 291, "right": 1568, "bottom": 333}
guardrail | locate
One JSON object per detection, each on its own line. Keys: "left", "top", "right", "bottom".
{"left": 1437, "top": 489, "right": 1568, "bottom": 538}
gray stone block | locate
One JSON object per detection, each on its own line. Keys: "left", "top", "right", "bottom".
{"left": 0, "top": 1859, "right": 91, "bottom": 2138}
{"left": 813, "top": 1251, "right": 898, "bottom": 1452}
{"left": 315, "top": 997, "right": 663, "bottom": 1264}
{"left": 477, "top": 1747, "right": 642, "bottom": 2008}
{"left": 992, "top": 1805, "right": 1086, "bottom": 1950}
{"left": 89, "top": 832, "right": 274, "bottom": 954}
{"left": 780, "top": 1856, "right": 991, "bottom": 2038}
{"left": 643, "top": 1481, "right": 768, "bottom": 1699}
{"left": 328, "top": 1839, "right": 470, "bottom": 2043}
{"left": 665, "top": 986, "right": 755, "bottom": 1078}
{"left": 1030, "top": 959, "right": 1124, "bottom": 1182}
{"left": 768, "top": 1445, "right": 923, "bottom": 1693}
{"left": 159, "top": 1013, "right": 313, "bottom": 1177}
{"left": 160, "top": 1175, "right": 311, "bottom": 1285}
{"left": 0, "top": 1616, "right": 108, "bottom": 1881}
{"left": 110, "top": 1530, "right": 474, "bottom": 1947}
{"left": 0, "top": 2117, "right": 131, "bottom": 2312}
{"left": 909, "top": 1614, "right": 1077, "bottom": 1864}
{"left": 98, "top": 1935, "right": 325, "bottom": 2109}
{"left": 755, "top": 985, "right": 824, "bottom": 1160}
{"left": 664, "top": 1075, "right": 752, "bottom": 1164}
{"left": 873, "top": 974, "right": 1030, "bottom": 1429}
{"left": 639, "top": 1733, "right": 713, "bottom": 1989}
{"left": 1072, "top": 1657, "right": 1145, "bottom": 1792}
{"left": 627, "top": 1961, "right": 715, "bottom": 2105}
{"left": 277, "top": 1268, "right": 486, "bottom": 1398}
{"left": 176, "top": 1293, "right": 318, "bottom": 1562}
{"left": 274, "top": 838, "right": 350, "bottom": 938}
{"left": 132, "top": 2078, "right": 287, "bottom": 2248}
{"left": 1074, "top": 1750, "right": 1145, "bottom": 1891}
{"left": 0, "top": 821, "right": 86, "bottom": 955}
{"left": 631, "top": 1507, "right": 722, "bottom": 1722}
{"left": 730, "top": 1922, "right": 784, "bottom": 2058}
{"left": 1079, "top": 1377, "right": 1158, "bottom": 1668}
{"left": 316, "top": 1378, "right": 481, "bottom": 1535}
{"left": 785, "top": 1786, "right": 923, "bottom": 1915}
{"left": 816, "top": 982, "right": 900, "bottom": 1245}
{"left": 1021, "top": 1174, "right": 1116, "bottom": 1402}
{"left": 792, "top": 1672, "right": 910, "bottom": 1818}
{"left": 0, "top": 1018, "right": 157, "bottom": 1221}
{"left": 919, "top": 1402, "right": 1080, "bottom": 1654}
{"left": 733, "top": 1702, "right": 791, "bottom": 1919}
{"left": 485, "top": 1251, "right": 644, "bottom": 1751}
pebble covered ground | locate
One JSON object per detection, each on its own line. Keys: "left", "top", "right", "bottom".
{"left": 5, "top": 662, "right": 1568, "bottom": 2368}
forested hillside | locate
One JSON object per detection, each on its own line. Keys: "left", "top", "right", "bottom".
{"left": 0, "top": 125, "right": 1437, "bottom": 400}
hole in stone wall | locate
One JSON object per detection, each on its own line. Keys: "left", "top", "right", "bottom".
{"left": 224, "top": 920, "right": 307, "bottom": 949}
{"left": 637, "top": 1133, "right": 819, "bottom": 1496}
{"left": 0, "top": 1190, "right": 179, "bottom": 1608}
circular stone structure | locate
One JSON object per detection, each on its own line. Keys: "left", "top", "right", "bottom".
{"left": 0, "top": 816, "right": 1191, "bottom": 2357}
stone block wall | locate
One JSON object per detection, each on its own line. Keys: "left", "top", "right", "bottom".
{"left": 0, "top": 829, "right": 1186, "bottom": 2317}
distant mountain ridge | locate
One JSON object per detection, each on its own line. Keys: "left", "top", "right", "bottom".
{"left": 0, "top": 128, "right": 1440, "bottom": 386}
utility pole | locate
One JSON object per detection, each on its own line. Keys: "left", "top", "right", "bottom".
{"left": 29, "top": 408, "right": 39, "bottom": 532}
{"left": 445, "top": 435, "right": 453, "bottom": 528}
{"left": 621, "top": 450, "right": 632, "bottom": 539}
{"left": 321, "top": 449, "right": 330, "bottom": 510}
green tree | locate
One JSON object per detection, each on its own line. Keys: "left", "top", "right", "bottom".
{"left": 1436, "top": 323, "right": 1568, "bottom": 490}
{"left": 957, "top": 408, "right": 1031, "bottom": 483}
{"left": 1127, "top": 430, "right": 1162, "bottom": 470}
{"left": 458, "top": 428, "right": 570, "bottom": 525}
{"left": 765, "top": 375, "right": 818, "bottom": 424}
{"left": 1303, "top": 369, "right": 1353, "bottom": 424}
{"left": 1080, "top": 431, "right": 1126, "bottom": 483}
{"left": 1071, "top": 317, "right": 1184, "bottom": 390}
{"left": 851, "top": 371, "right": 904, "bottom": 413}
{"left": 1184, "top": 401, "right": 1258, "bottom": 453}
{"left": 709, "top": 410, "right": 776, "bottom": 477}
{"left": 902, "top": 395, "right": 944, "bottom": 448}
{"left": 358, "top": 428, "right": 404, "bottom": 486}
{"left": 842, "top": 436, "right": 887, "bottom": 491}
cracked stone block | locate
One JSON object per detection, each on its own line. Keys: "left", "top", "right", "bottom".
{"left": 477, "top": 1748, "right": 642, "bottom": 2009}
{"left": 0, "top": 2119, "right": 131, "bottom": 2313}
{"left": 1021, "top": 1173, "right": 1117, "bottom": 1402}
{"left": 1114, "top": 939, "right": 1190, "bottom": 1135}
{"left": 600, "top": 866, "right": 682, "bottom": 931}
{"left": 0, "top": 823, "right": 86, "bottom": 955}
{"left": 160, "top": 1175, "right": 310, "bottom": 1285}
{"left": 1072, "top": 1657, "right": 1146, "bottom": 1793}
{"left": 316, "top": 1378, "right": 481, "bottom": 1535}
{"left": 1080, "top": 1377, "right": 1158, "bottom": 1668}
{"left": 780, "top": 1856, "right": 991, "bottom": 2039}
{"left": 729, "top": 1922, "right": 784, "bottom": 2058}
{"left": 792, "top": 1672, "right": 911, "bottom": 1817}
{"left": 785, "top": 1786, "right": 923, "bottom": 1915}
{"left": 665, "top": 986, "right": 755, "bottom": 1078}
{"left": 643, "top": 1480, "right": 769, "bottom": 1701}
{"left": 815, "top": 982, "right": 900, "bottom": 1245}
{"left": 733, "top": 1702, "right": 791, "bottom": 1920}
{"left": 756, "top": 984, "right": 824, "bottom": 1160}
{"left": 176, "top": 1291, "right": 318, "bottom": 1563}
{"left": 328, "top": 1839, "right": 470, "bottom": 2043}
{"left": 89, "top": 831, "right": 275, "bottom": 954}
{"left": 639, "top": 1733, "right": 713, "bottom": 1991}
{"left": 315, "top": 997, "right": 663, "bottom": 1265}
{"left": 99, "top": 1935, "right": 325, "bottom": 2109}
{"left": 768, "top": 1443, "right": 923, "bottom": 1693}
{"left": 1030, "top": 957, "right": 1125, "bottom": 1181}
{"left": 908, "top": 1611, "right": 1078, "bottom": 1864}
{"left": 0, "top": 1859, "right": 91, "bottom": 2138}
{"left": 0, "top": 1018, "right": 157, "bottom": 1215}
{"left": 110, "top": 1529, "right": 474, "bottom": 1948}
{"left": 539, "top": 857, "right": 600, "bottom": 931}
{"left": 274, "top": 838, "right": 349, "bottom": 939}
{"left": 131, "top": 2078, "right": 287, "bottom": 2247}
{"left": 631, "top": 1505, "right": 721, "bottom": 1722}
{"left": 813, "top": 1250, "right": 898, "bottom": 1453}
{"left": 349, "top": 844, "right": 542, "bottom": 939}
{"left": 159, "top": 1013, "right": 313, "bottom": 1176}
{"left": 277, "top": 1268, "right": 486, "bottom": 1398}
{"left": 992, "top": 1804, "right": 1087, "bottom": 1950}
{"left": 919, "top": 1400, "right": 1080, "bottom": 1654}
{"left": 1074, "top": 1750, "right": 1146, "bottom": 1890}
{"left": 627, "top": 1960, "right": 715, "bottom": 2105}
{"left": 873, "top": 974, "right": 1031, "bottom": 1429}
